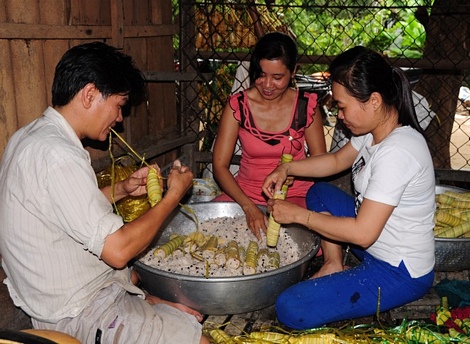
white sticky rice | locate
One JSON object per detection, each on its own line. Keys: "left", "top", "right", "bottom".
{"left": 139, "top": 215, "right": 300, "bottom": 277}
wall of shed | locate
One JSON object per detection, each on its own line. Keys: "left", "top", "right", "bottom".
{"left": 0, "top": 0, "right": 179, "bottom": 171}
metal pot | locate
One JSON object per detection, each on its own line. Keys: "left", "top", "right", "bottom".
{"left": 133, "top": 202, "right": 320, "bottom": 315}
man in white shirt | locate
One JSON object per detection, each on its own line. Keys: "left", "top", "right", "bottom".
{"left": 0, "top": 42, "right": 209, "bottom": 344}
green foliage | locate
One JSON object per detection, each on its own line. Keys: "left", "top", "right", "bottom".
{"left": 382, "top": 10, "right": 427, "bottom": 58}
{"left": 174, "top": 0, "right": 433, "bottom": 60}
{"left": 275, "top": 0, "right": 430, "bottom": 58}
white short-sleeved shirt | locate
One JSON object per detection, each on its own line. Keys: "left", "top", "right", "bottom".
{"left": 0, "top": 107, "right": 143, "bottom": 322}
{"left": 350, "top": 126, "right": 435, "bottom": 278}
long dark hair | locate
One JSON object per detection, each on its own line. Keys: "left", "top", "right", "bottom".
{"left": 249, "top": 32, "right": 297, "bottom": 87}
{"left": 329, "top": 46, "right": 423, "bottom": 135}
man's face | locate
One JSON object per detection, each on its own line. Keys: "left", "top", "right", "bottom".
{"left": 88, "top": 93, "right": 129, "bottom": 141}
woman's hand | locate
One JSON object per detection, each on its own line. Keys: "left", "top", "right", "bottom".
{"left": 284, "top": 176, "right": 295, "bottom": 187}
{"left": 267, "top": 198, "right": 302, "bottom": 225}
{"left": 244, "top": 204, "right": 268, "bottom": 240}
{"left": 144, "top": 294, "right": 204, "bottom": 322}
{"left": 262, "top": 165, "right": 289, "bottom": 199}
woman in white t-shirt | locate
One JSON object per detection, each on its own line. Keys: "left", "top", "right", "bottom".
{"left": 262, "top": 46, "right": 435, "bottom": 329}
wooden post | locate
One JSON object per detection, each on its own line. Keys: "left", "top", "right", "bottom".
{"left": 414, "top": 0, "right": 469, "bottom": 169}
{"left": 111, "top": 0, "right": 124, "bottom": 48}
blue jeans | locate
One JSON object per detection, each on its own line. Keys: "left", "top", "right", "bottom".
{"left": 275, "top": 182, "right": 434, "bottom": 330}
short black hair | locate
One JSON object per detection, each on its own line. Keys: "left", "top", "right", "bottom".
{"left": 52, "top": 42, "right": 145, "bottom": 107}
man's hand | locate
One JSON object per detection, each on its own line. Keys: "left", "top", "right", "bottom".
{"left": 124, "top": 165, "right": 160, "bottom": 197}
{"left": 165, "top": 160, "right": 194, "bottom": 201}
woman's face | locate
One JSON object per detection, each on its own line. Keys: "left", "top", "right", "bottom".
{"left": 254, "top": 59, "right": 292, "bottom": 100}
{"left": 331, "top": 82, "right": 375, "bottom": 136}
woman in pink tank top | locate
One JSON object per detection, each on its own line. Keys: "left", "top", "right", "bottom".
{"left": 212, "top": 32, "right": 326, "bottom": 239}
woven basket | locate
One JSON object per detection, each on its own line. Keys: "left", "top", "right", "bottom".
{"left": 434, "top": 185, "right": 470, "bottom": 271}
{"left": 435, "top": 237, "right": 470, "bottom": 271}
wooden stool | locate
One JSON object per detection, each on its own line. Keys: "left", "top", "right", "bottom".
{"left": 0, "top": 329, "right": 79, "bottom": 343}
{"left": 22, "top": 329, "right": 80, "bottom": 343}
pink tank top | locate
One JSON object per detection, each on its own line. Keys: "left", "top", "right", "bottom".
{"left": 230, "top": 89, "right": 318, "bottom": 205}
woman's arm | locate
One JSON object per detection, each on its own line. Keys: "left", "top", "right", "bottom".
{"left": 268, "top": 197, "right": 394, "bottom": 248}
{"left": 212, "top": 102, "right": 267, "bottom": 238}
{"left": 212, "top": 103, "right": 249, "bottom": 208}
{"left": 290, "top": 142, "right": 356, "bottom": 177}
{"left": 263, "top": 141, "right": 357, "bottom": 198}
{"left": 305, "top": 106, "right": 327, "bottom": 157}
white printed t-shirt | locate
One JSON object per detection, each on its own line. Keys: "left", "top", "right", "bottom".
{"left": 350, "top": 126, "right": 435, "bottom": 278}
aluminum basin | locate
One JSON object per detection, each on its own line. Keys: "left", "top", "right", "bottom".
{"left": 133, "top": 202, "right": 320, "bottom": 315}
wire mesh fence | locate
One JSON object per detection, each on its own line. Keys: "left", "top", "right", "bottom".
{"left": 174, "top": 0, "right": 470, "bottom": 177}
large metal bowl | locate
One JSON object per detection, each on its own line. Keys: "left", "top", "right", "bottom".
{"left": 435, "top": 185, "right": 470, "bottom": 271}
{"left": 133, "top": 202, "right": 320, "bottom": 315}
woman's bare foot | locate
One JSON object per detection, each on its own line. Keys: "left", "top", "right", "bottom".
{"left": 310, "top": 259, "right": 344, "bottom": 279}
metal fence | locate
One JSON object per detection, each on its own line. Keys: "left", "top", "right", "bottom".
{"left": 174, "top": 1, "right": 470, "bottom": 177}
